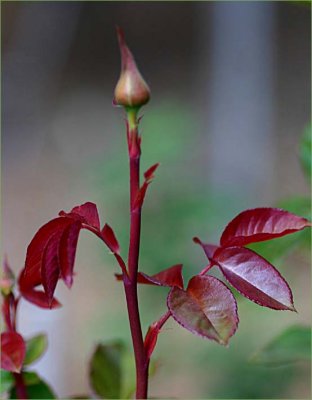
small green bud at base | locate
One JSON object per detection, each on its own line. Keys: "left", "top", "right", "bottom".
{"left": 114, "top": 27, "right": 150, "bottom": 109}
{"left": 0, "top": 258, "right": 15, "bottom": 296}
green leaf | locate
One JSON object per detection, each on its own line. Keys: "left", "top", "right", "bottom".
{"left": 250, "top": 325, "right": 311, "bottom": 366}
{"left": 0, "top": 370, "right": 14, "bottom": 394}
{"left": 89, "top": 341, "right": 124, "bottom": 399}
{"left": 10, "top": 372, "right": 56, "bottom": 399}
{"left": 24, "top": 334, "right": 48, "bottom": 366}
{"left": 23, "top": 371, "right": 41, "bottom": 385}
{"left": 300, "top": 123, "right": 311, "bottom": 182}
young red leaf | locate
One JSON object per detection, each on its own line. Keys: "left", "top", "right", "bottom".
{"left": 134, "top": 163, "right": 160, "bottom": 209}
{"left": 101, "top": 224, "right": 120, "bottom": 254}
{"left": 144, "top": 323, "right": 159, "bottom": 360}
{"left": 115, "top": 264, "right": 184, "bottom": 289}
{"left": 59, "top": 221, "right": 81, "bottom": 288}
{"left": 193, "top": 237, "right": 219, "bottom": 262}
{"left": 20, "top": 289, "right": 61, "bottom": 309}
{"left": 144, "top": 163, "right": 159, "bottom": 182}
{"left": 41, "top": 234, "right": 62, "bottom": 305}
{"left": 134, "top": 182, "right": 149, "bottom": 210}
{"left": 22, "top": 217, "right": 73, "bottom": 290}
{"left": 167, "top": 275, "right": 238, "bottom": 345}
{"left": 144, "top": 311, "right": 171, "bottom": 359}
{"left": 20, "top": 202, "right": 102, "bottom": 307}
{"left": 138, "top": 264, "right": 184, "bottom": 289}
{"left": 213, "top": 246, "right": 295, "bottom": 311}
{"left": 220, "top": 208, "right": 311, "bottom": 247}
{"left": 59, "top": 202, "right": 101, "bottom": 230}
{"left": 1, "top": 332, "right": 26, "bottom": 373}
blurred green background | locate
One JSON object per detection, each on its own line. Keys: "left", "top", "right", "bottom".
{"left": 2, "top": 1, "right": 311, "bottom": 399}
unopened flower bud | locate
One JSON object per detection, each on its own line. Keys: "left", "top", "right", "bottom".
{"left": 114, "top": 27, "right": 150, "bottom": 109}
{"left": 0, "top": 258, "right": 15, "bottom": 296}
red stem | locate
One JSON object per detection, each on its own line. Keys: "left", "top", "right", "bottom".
{"left": 4, "top": 295, "right": 28, "bottom": 399}
{"left": 123, "top": 112, "right": 149, "bottom": 399}
{"left": 13, "top": 373, "right": 28, "bottom": 400}
{"left": 199, "top": 263, "right": 214, "bottom": 276}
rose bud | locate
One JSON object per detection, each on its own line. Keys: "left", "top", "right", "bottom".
{"left": 114, "top": 27, "right": 150, "bottom": 109}
{"left": 0, "top": 258, "right": 15, "bottom": 296}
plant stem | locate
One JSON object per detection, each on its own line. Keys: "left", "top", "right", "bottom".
{"left": 199, "top": 263, "right": 213, "bottom": 276}
{"left": 123, "top": 108, "right": 149, "bottom": 399}
{"left": 6, "top": 296, "right": 28, "bottom": 399}
{"left": 13, "top": 372, "right": 28, "bottom": 400}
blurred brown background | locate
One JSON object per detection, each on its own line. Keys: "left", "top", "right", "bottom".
{"left": 2, "top": 1, "right": 311, "bottom": 399}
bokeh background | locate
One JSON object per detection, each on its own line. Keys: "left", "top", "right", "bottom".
{"left": 2, "top": 1, "right": 311, "bottom": 399}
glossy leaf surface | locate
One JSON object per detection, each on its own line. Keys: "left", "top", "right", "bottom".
{"left": 251, "top": 325, "right": 311, "bottom": 365}
{"left": 248, "top": 198, "right": 311, "bottom": 263}
{"left": 214, "top": 246, "right": 295, "bottom": 310}
{"left": 24, "top": 334, "right": 48, "bottom": 366}
{"left": 1, "top": 332, "right": 26, "bottom": 373}
{"left": 168, "top": 275, "right": 238, "bottom": 345}
{"left": 220, "top": 208, "right": 311, "bottom": 247}
{"left": 89, "top": 342, "right": 124, "bottom": 399}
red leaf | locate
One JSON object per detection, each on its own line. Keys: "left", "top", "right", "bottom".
{"left": 220, "top": 208, "right": 311, "bottom": 247}
{"left": 193, "top": 237, "right": 219, "bottom": 262}
{"left": 144, "top": 323, "right": 159, "bottom": 359}
{"left": 60, "top": 202, "right": 100, "bottom": 230}
{"left": 144, "top": 311, "right": 171, "bottom": 359}
{"left": 138, "top": 264, "right": 184, "bottom": 289}
{"left": 167, "top": 275, "right": 238, "bottom": 345}
{"left": 134, "top": 182, "right": 149, "bottom": 209}
{"left": 59, "top": 221, "right": 81, "bottom": 288}
{"left": 1, "top": 332, "right": 26, "bottom": 373}
{"left": 144, "top": 163, "right": 159, "bottom": 181}
{"left": 115, "top": 264, "right": 184, "bottom": 289}
{"left": 213, "top": 246, "right": 295, "bottom": 311}
{"left": 134, "top": 164, "right": 159, "bottom": 209}
{"left": 101, "top": 224, "right": 120, "bottom": 254}
{"left": 20, "top": 202, "right": 102, "bottom": 307}
{"left": 41, "top": 234, "right": 62, "bottom": 304}
{"left": 21, "top": 289, "right": 61, "bottom": 309}
{"left": 21, "top": 217, "right": 73, "bottom": 290}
